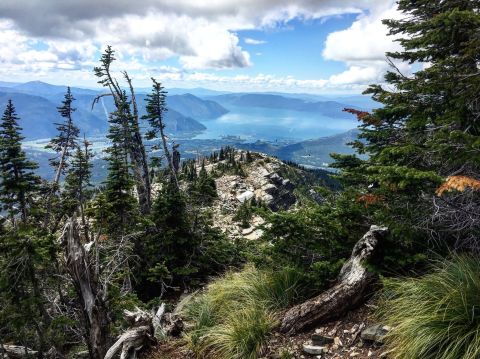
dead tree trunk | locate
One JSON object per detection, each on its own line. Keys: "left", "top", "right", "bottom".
{"left": 280, "top": 225, "right": 388, "bottom": 334}
{"left": 123, "top": 72, "right": 152, "bottom": 215}
{"left": 62, "top": 217, "right": 110, "bottom": 359}
{"left": 0, "top": 345, "right": 38, "bottom": 359}
{"left": 104, "top": 305, "right": 183, "bottom": 359}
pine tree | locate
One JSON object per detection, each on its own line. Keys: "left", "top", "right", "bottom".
{"left": 192, "top": 160, "right": 217, "bottom": 206}
{"left": 63, "top": 136, "right": 93, "bottom": 239}
{"left": 46, "top": 87, "right": 79, "bottom": 186}
{"left": 143, "top": 78, "right": 179, "bottom": 188}
{"left": 362, "top": 0, "right": 480, "bottom": 177}
{"left": 42, "top": 87, "right": 80, "bottom": 229}
{"left": 0, "top": 100, "right": 40, "bottom": 224}
{"left": 338, "top": 0, "right": 480, "bottom": 251}
{"left": 100, "top": 93, "right": 137, "bottom": 235}
{"left": 94, "top": 46, "right": 151, "bottom": 214}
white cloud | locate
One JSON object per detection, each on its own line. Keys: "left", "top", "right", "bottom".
{"left": 245, "top": 38, "right": 267, "bottom": 45}
{"left": 328, "top": 64, "right": 384, "bottom": 85}
{"left": 0, "top": 0, "right": 390, "bottom": 72}
{"left": 321, "top": 0, "right": 408, "bottom": 87}
{"left": 0, "top": 0, "right": 402, "bottom": 91}
{"left": 323, "top": 1, "right": 401, "bottom": 63}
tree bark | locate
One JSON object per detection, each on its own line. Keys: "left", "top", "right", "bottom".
{"left": 123, "top": 72, "right": 152, "bottom": 215}
{"left": 62, "top": 217, "right": 110, "bottom": 359}
{"left": 280, "top": 225, "right": 389, "bottom": 334}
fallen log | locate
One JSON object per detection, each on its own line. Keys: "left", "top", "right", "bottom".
{"left": 280, "top": 225, "right": 388, "bottom": 334}
{"left": 0, "top": 345, "right": 38, "bottom": 359}
{"left": 104, "top": 306, "right": 183, "bottom": 359}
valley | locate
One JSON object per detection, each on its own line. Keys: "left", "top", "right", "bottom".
{"left": 3, "top": 80, "right": 370, "bottom": 179}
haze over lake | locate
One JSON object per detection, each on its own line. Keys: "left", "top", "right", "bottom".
{"left": 194, "top": 105, "right": 358, "bottom": 142}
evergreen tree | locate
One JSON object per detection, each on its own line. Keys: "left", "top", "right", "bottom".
{"left": 0, "top": 100, "right": 40, "bottom": 224}
{"left": 43, "top": 87, "right": 80, "bottom": 229}
{"left": 338, "top": 0, "right": 480, "bottom": 252}
{"left": 94, "top": 46, "right": 151, "bottom": 214}
{"left": 63, "top": 136, "right": 93, "bottom": 239}
{"left": 143, "top": 78, "right": 179, "bottom": 188}
{"left": 100, "top": 93, "right": 138, "bottom": 235}
{"left": 191, "top": 161, "right": 217, "bottom": 206}
{"left": 46, "top": 87, "right": 79, "bottom": 186}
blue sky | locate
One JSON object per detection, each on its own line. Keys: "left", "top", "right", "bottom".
{"left": 0, "top": 0, "right": 406, "bottom": 93}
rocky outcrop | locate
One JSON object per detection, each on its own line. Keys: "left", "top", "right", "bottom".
{"left": 205, "top": 151, "right": 299, "bottom": 239}
{"left": 263, "top": 172, "right": 296, "bottom": 211}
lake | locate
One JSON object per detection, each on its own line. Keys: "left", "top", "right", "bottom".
{"left": 193, "top": 105, "right": 357, "bottom": 142}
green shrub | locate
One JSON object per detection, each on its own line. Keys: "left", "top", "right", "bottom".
{"left": 181, "top": 266, "right": 303, "bottom": 359}
{"left": 378, "top": 255, "right": 480, "bottom": 359}
{"left": 233, "top": 200, "right": 253, "bottom": 228}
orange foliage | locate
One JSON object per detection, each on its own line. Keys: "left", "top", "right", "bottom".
{"left": 356, "top": 193, "right": 384, "bottom": 207}
{"left": 436, "top": 176, "right": 480, "bottom": 196}
{"left": 343, "top": 108, "right": 380, "bottom": 126}
{"left": 99, "top": 234, "right": 108, "bottom": 241}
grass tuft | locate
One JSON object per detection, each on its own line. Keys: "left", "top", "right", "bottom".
{"left": 378, "top": 255, "right": 480, "bottom": 359}
{"left": 180, "top": 265, "right": 303, "bottom": 359}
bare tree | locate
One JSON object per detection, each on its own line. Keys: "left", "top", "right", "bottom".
{"left": 62, "top": 217, "right": 110, "bottom": 359}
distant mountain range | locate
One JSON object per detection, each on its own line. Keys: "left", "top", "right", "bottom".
{"left": 0, "top": 80, "right": 377, "bottom": 173}
{"left": 236, "top": 129, "right": 360, "bottom": 168}
{"left": 166, "top": 94, "right": 228, "bottom": 119}
{"left": 0, "top": 81, "right": 232, "bottom": 139}
{"left": 207, "top": 93, "right": 362, "bottom": 119}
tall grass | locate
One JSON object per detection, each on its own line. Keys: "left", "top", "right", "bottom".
{"left": 180, "top": 265, "right": 303, "bottom": 359}
{"left": 378, "top": 255, "right": 480, "bottom": 359}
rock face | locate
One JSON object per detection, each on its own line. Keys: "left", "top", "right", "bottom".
{"left": 263, "top": 173, "right": 296, "bottom": 211}
{"left": 205, "top": 151, "right": 299, "bottom": 239}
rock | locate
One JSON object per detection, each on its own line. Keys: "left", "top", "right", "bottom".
{"left": 245, "top": 229, "right": 263, "bottom": 240}
{"left": 361, "top": 324, "right": 389, "bottom": 344}
{"left": 262, "top": 183, "right": 277, "bottom": 194}
{"left": 241, "top": 226, "right": 255, "bottom": 235}
{"left": 236, "top": 190, "right": 254, "bottom": 202}
{"left": 282, "top": 179, "right": 295, "bottom": 190}
{"left": 311, "top": 334, "right": 334, "bottom": 346}
{"left": 303, "top": 344, "right": 326, "bottom": 355}
{"left": 268, "top": 173, "right": 282, "bottom": 184}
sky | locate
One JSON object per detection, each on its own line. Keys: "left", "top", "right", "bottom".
{"left": 0, "top": 0, "right": 410, "bottom": 94}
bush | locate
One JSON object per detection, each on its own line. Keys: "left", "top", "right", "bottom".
{"left": 133, "top": 181, "right": 242, "bottom": 301}
{"left": 378, "top": 255, "right": 480, "bottom": 359}
{"left": 258, "top": 194, "right": 368, "bottom": 293}
{"left": 180, "top": 266, "right": 303, "bottom": 359}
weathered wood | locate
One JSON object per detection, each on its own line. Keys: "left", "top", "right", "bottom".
{"left": 104, "top": 326, "right": 153, "bottom": 359}
{"left": 104, "top": 308, "right": 155, "bottom": 359}
{"left": 63, "top": 218, "right": 110, "bottom": 359}
{"left": 123, "top": 71, "right": 152, "bottom": 215}
{"left": 280, "top": 225, "right": 388, "bottom": 334}
{"left": 104, "top": 304, "right": 183, "bottom": 359}
{"left": 0, "top": 345, "right": 38, "bottom": 359}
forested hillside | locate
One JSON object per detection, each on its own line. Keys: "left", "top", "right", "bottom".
{"left": 1, "top": 1, "right": 479, "bottom": 359}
